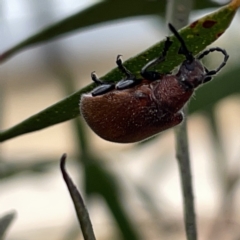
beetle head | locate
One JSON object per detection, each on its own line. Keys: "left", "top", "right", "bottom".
{"left": 176, "top": 59, "right": 205, "bottom": 88}
{"left": 168, "top": 23, "right": 229, "bottom": 89}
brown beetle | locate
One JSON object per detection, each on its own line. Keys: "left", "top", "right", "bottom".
{"left": 80, "top": 23, "right": 229, "bottom": 143}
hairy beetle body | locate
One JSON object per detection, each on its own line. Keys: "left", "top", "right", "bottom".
{"left": 81, "top": 77, "right": 190, "bottom": 143}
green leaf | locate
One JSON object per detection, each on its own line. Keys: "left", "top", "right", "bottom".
{"left": 0, "top": 2, "right": 239, "bottom": 142}
{"left": 0, "top": 0, "right": 221, "bottom": 63}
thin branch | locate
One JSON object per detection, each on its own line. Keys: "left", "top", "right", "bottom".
{"left": 175, "top": 110, "right": 197, "bottom": 240}
{"left": 60, "top": 154, "right": 96, "bottom": 240}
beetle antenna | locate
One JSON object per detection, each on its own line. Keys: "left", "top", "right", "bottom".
{"left": 197, "top": 47, "right": 229, "bottom": 76}
{"left": 168, "top": 23, "right": 194, "bottom": 62}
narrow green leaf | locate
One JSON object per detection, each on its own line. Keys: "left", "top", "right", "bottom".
{"left": 0, "top": 2, "right": 238, "bottom": 142}
{"left": 60, "top": 155, "right": 96, "bottom": 240}
{"left": 0, "top": 0, "right": 221, "bottom": 63}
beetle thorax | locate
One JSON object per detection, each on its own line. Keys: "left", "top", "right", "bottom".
{"left": 176, "top": 59, "right": 205, "bottom": 88}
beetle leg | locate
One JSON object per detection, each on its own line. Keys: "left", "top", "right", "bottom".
{"left": 91, "top": 71, "right": 103, "bottom": 84}
{"left": 115, "top": 55, "right": 140, "bottom": 90}
{"left": 91, "top": 72, "right": 115, "bottom": 96}
{"left": 168, "top": 23, "right": 194, "bottom": 63}
{"left": 116, "top": 55, "right": 135, "bottom": 79}
{"left": 116, "top": 79, "right": 139, "bottom": 90}
{"left": 140, "top": 37, "right": 172, "bottom": 81}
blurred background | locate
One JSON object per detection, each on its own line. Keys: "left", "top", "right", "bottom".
{"left": 1, "top": 0, "right": 240, "bottom": 239}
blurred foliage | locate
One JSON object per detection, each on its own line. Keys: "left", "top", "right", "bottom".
{"left": 0, "top": 211, "right": 16, "bottom": 240}
{"left": 1, "top": 1, "right": 240, "bottom": 240}
{"left": 0, "top": 1, "right": 238, "bottom": 143}
{"left": 0, "top": 0, "right": 221, "bottom": 63}
{"left": 0, "top": 159, "right": 56, "bottom": 180}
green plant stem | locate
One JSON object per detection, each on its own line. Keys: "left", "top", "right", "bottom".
{"left": 60, "top": 154, "right": 96, "bottom": 240}
{"left": 166, "top": 0, "right": 197, "bottom": 240}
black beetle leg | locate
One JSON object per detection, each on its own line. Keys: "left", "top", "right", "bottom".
{"left": 91, "top": 72, "right": 115, "bottom": 96}
{"left": 115, "top": 55, "right": 139, "bottom": 90}
{"left": 168, "top": 23, "right": 194, "bottom": 62}
{"left": 141, "top": 37, "right": 173, "bottom": 81}
{"left": 91, "top": 71, "right": 103, "bottom": 84}
{"left": 116, "top": 55, "right": 134, "bottom": 79}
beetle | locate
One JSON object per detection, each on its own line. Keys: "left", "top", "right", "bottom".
{"left": 80, "top": 23, "right": 229, "bottom": 143}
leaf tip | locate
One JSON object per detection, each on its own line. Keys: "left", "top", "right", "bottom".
{"left": 230, "top": 0, "right": 240, "bottom": 9}
{"left": 60, "top": 153, "right": 67, "bottom": 173}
